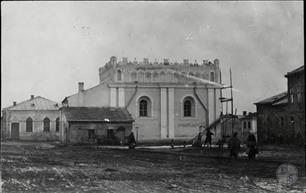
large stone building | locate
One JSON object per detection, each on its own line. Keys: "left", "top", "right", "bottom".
{"left": 2, "top": 95, "right": 60, "bottom": 141}
{"left": 255, "top": 66, "right": 304, "bottom": 145}
{"left": 60, "top": 56, "right": 222, "bottom": 143}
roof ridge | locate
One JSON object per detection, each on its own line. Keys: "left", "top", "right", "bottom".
{"left": 3, "top": 96, "right": 59, "bottom": 110}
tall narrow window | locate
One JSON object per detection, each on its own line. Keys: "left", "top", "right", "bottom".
{"left": 183, "top": 97, "right": 195, "bottom": 117}
{"left": 248, "top": 121, "right": 251, "bottom": 129}
{"left": 117, "top": 69, "right": 122, "bottom": 81}
{"left": 55, "top": 117, "right": 60, "bottom": 132}
{"left": 243, "top": 121, "right": 247, "bottom": 129}
{"left": 26, "top": 117, "right": 33, "bottom": 132}
{"left": 138, "top": 96, "right": 151, "bottom": 117}
{"left": 43, "top": 117, "right": 50, "bottom": 132}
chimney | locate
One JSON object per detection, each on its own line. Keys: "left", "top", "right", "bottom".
{"left": 78, "top": 82, "right": 84, "bottom": 92}
{"left": 183, "top": 59, "right": 189, "bottom": 65}
{"left": 164, "top": 58, "right": 169, "bottom": 65}
{"left": 13, "top": 101, "right": 17, "bottom": 106}
{"left": 143, "top": 58, "right": 149, "bottom": 65}
{"left": 31, "top": 95, "right": 34, "bottom": 100}
{"left": 243, "top": 111, "right": 247, "bottom": 116}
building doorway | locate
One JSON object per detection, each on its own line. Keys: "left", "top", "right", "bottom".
{"left": 11, "top": 123, "right": 20, "bottom": 139}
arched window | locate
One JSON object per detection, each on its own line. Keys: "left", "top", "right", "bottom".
{"left": 117, "top": 69, "right": 122, "bottom": 81}
{"left": 55, "top": 117, "right": 60, "bottom": 132}
{"left": 43, "top": 117, "right": 50, "bottom": 132}
{"left": 138, "top": 96, "right": 152, "bottom": 117}
{"left": 183, "top": 97, "right": 195, "bottom": 117}
{"left": 131, "top": 71, "right": 137, "bottom": 81}
{"left": 26, "top": 117, "right": 33, "bottom": 132}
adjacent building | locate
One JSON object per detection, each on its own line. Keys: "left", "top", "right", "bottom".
{"left": 61, "top": 56, "right": 223, "bottom": 143}
{"left": 205, "top": 112, "right": 257, "bottom": 144}
{"left": 60, "top": 107, "right": 134, "bottom": 144}
{"left": 255, "top": 66, "right": 305, "bottom": 145}
{"left": 2, "top": 95, "right": 60, "bottom": 141}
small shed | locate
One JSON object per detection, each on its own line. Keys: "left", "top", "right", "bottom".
{"left": 60, "top": 107, "right": 134, "bottom": 144}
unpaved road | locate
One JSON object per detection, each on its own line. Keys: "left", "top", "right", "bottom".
{"left": 1, "top": 142, "right": 305, "bottom": 193}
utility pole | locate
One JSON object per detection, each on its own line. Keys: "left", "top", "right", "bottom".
{"left": 230, "top": 68, "right": 234, "bottom": 135}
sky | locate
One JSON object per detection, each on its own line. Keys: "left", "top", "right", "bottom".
{"left": 1, "top": 1, "right": 304, "bottom": 113}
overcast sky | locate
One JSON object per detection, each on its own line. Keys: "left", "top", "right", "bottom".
{"left": 1, "top": 1, "right": 303, "bottom": 113}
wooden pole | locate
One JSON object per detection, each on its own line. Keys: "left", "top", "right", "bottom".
{"left": 230, "top": 68, "right": 234, "bottom": 135}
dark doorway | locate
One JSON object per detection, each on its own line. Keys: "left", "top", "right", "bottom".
{"left": 11, "top": 123, "right": 20, "bottom": 139}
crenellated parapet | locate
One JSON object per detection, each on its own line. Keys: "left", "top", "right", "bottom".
{"left": 99, "top": 56, "right": 221, "bottom": 84}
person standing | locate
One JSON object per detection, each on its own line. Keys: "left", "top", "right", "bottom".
{"left": 229, "top": 132, "right": 241, "bottom": 158}
{"left": 128, "top": 131, "right": 136, "bottom": 149}
{"left": 204, "top": 128, "right": 214, "bottom": 148}
{"left": 247, "top": 131, "right": 257, "bottom": 159}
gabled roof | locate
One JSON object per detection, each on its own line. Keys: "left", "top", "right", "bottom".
{"left": 254, "top": 92, "right": 288, "bottom": 105}
{"left": 285, "top": 65, "right": 304, "bottom": 77}
{"left": 3, "top": 96, "right": 60, "bottom": 111}
{"left": 62, "top": 107, "right": 134, "bottom": 123}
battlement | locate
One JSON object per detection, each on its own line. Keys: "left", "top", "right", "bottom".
{"left": 99, "top": 56, "right": 220, "bottom": 72}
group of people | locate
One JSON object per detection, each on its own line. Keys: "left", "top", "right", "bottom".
{"left": 228, "top": 131, "right": 257, "bottom": 159}
{"left": 196, "top": 127, "right": 258, "bottom": 160}
{"left": 128, "top": 127, "right": 258, "bottom": 160}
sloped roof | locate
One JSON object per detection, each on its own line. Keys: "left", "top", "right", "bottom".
{"left": 3, "top": 96, "right": 60, "bottom": 111}
{"left": 254, "top": 92, "right": 288, "bottom": 105}
{"left": 285, "top": 65, "right": 304, "bottom": 77}
{"left": 63, "top": 107, "right": 134, "bottom": 122}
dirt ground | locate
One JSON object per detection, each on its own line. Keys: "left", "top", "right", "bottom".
{"left": 1, "top": 141, "right": 305, "bottom": 193}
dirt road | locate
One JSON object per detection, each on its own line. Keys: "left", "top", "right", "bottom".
{"left": 1, "top": 142, "right": 305, "bottom": 193}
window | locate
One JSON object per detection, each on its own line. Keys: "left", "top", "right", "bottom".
{"left": 131, "top": 72, "right": 137, "bottom": 81}
{"left": 138, "top": 96, "right": 151, "bottom": 117}
{"left": 243, "top": 121, "right": 247, "bottom": 129}
{"left": 289, "top": 88, "right": 294, "bottom": 103}
{"left": 26, "top": 117, "right": 33, "bottom": 132}
{"left": 297, "top": 92, "right": 302, "bottom": 103}
{"left": 88, "top": 130, "right": 95, "bottom": 139}
{"left": 248, "top": 121, "right": 251, "bottom": 129}
{"left": 210, "top": 72, "right": 215, "bottom": 82}
{"left": 183, "top": 97, "right": 195, "bottom": 117}
{"left": 55, "top": 117, "right": 60, "bottom": 132}
{"left": 117, "top": 69, "right": 122, "bottom": 81}
{"left": 43, "top": 117, "right": 50, "bottom": 132}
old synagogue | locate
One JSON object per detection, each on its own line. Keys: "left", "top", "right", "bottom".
{"left": 60, "top": 57, "right": 222, "bottom": 144}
